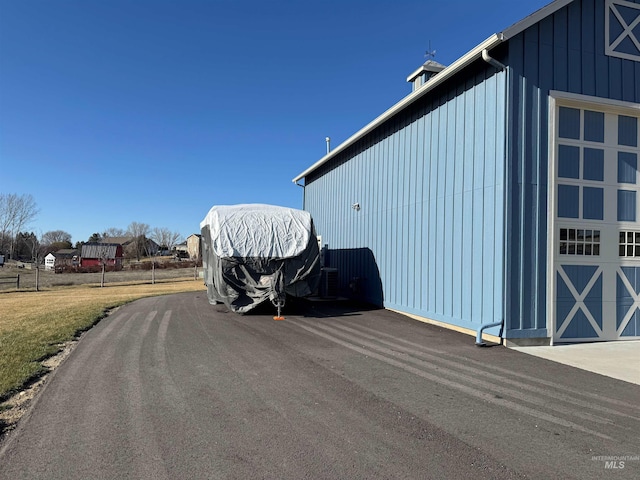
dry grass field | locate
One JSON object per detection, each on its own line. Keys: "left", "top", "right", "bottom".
{"left": 0, "top": 266, "right": 205, "bottom": 402}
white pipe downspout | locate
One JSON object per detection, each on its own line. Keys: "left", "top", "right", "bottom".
{"left": 476, "top": 320, "right": 504, "bottom": 347}
{"left": 482, "top": 48, "right": 506, "bottom": 70}
{"left": 475, "top": 47, "right": 506, "bottom": 347}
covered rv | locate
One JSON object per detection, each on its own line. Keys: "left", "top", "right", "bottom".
{"left": 200, "top": 204, "right": 321, "bottom": 313}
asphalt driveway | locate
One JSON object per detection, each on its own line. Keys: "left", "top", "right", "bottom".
{"left": 1, "top": 292, "right": 638, "bottom": 479}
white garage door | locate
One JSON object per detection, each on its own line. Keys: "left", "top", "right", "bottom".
{"left": 550, "top": 93, "right": 640, "bottom": 343}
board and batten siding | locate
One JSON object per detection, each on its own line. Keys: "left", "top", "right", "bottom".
{"left": 505, "top": 0, "right": 640, "bottom": 339}
{"left": 305, "top": 67, "right": 507, "bottom": 334}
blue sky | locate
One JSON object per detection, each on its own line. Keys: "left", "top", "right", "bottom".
{"left": 0, "top": 0, "right": 550, "bottom": 245}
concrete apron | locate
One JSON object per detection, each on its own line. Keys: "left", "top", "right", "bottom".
{"left": 510, "top": 341, "right": 640, "bottom": 385}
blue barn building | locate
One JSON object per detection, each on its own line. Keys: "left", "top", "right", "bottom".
{"left": 293, "top": 0, "right": 640, "bottom": 345}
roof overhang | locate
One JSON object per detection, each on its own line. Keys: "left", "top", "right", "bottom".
{"left": 292, "top": 0, "right": 575, "bottom": 184}
{"left": 501, "top": 0, "right": 573, "bottom": 40}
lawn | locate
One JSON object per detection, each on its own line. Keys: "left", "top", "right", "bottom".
{"left": 0, "top": 278, "right": 205, "bottom": 400}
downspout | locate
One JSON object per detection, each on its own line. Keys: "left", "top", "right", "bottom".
{"left": 481, "top": 48, "right": 506, "bottom": 70}
{"left": 476, "top": 320, "right": 504, "bottom": 347}
{"left": 295, "top": 136, "right": 330, "bottom": 208}
{"left": 294, "top": 179, "right": 305, "bottom": 211}
{"left": 476, "top": 47, "right": 507, "bottom": 347}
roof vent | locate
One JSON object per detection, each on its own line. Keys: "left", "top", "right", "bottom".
{"left": 406, "top": 60, "right": 447, "bottom": 92}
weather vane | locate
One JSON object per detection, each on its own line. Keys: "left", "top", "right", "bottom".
{"left": 425, "top": 41, "right": 436, "bottom": 59}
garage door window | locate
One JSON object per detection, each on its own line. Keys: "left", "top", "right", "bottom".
{"left": 559, "top": 107, "right": 580, "bottom": 139}
{"left": 558, "top": 107, "right": 606, "bottom": 142}
{"left": 559, "top": 228, "right": 600, "bottom": 255}
{"left": 619, "top": 231, "right": 640, "bottom": 257}
{"left": 618, "top": 190, "right": 637, "bottom": 221}
{"left": 584, "top": 110, "right": 605, "bottom": 142}
{"left": 558, "top": 145, "right": 580, "bottom": 178}
{"left": 584, "top": 148, "right": 604, "bottom": 181}
{"left": 619, "top": 116, "right": 638, "bottom": 147}
{"left": 618, "top": 151, "right": 637, "bottom": 183}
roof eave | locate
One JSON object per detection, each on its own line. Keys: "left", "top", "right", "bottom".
{"left": 501, "top": 0, "right": 573, "bottom": 40}
{"left": 292, "top": 33, "right": 505, "bottom": 184}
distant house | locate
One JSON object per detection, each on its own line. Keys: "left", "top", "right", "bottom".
{"left": 103, "top": 236, "right": 135, "bottom": 248}
{"left": 44, "top": 249, "right": 79, "bottom": 271}
{"left": 105, "top": 236, "right": 160, "bottom": 257}
{"left": 80, "top": 243, "right": 124, "bottom": 268}
{"left": 187, "top": 234, "right": 201, "bottom": 260}
{"left": 145, "top": 238, "right": 160, "bottom": 256}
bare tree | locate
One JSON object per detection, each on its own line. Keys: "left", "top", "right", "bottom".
{"left": 102, "top": 227, "right": 126, "bottom": 239}
{"left": 150, "top": 227, "right": 182, "bottom": 254}
{"left": 46, "top": 240, "right": 73, "bottom": 253}
{"left": 0, "top": 193, "right": 39, "bottom": 259}
{"left": 18, "top": 231, "right": 43, "bottom": 291}
{"left": 41, "top": 232, "right": 73, "bottom": 257}
{"left": 127, "top": 222, "right": 150, "bottom": 238}
{"left": 148, "top": 227, "right": 176, "bottom": 284}
{"left": 42, "top": 230, "right": 72, "bottom": 246}
{"left": 127, "top": 222, "right": 150, "bottom": 261}
{"left": 96, "top": 244, "right": 113, "bottom": 288}
{"left": 170, "top": 232, "right": 183, "bottom": 252}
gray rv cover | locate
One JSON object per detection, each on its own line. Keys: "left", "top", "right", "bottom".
{"left": 200, "top": 204, "right": 321, "bottom": 313}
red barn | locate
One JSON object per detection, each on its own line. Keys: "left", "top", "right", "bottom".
{"left": 80, "top": 243, "right": 124, "bottom": 268}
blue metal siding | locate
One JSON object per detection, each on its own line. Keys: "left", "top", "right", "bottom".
{"left": 305, "top": 69, "right": 507, "bottom": 334}
{"left": 303, "top": 0, "right": 640, "bottom": 341}
{"left": 505, "top": 0, "right": 640, "bottom": 339}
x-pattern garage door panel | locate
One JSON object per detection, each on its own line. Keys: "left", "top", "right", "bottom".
{"left": 606, "top": 0, "right": 640, "bottom": 61}
{"left": 556, "top": 265, "right": 603, "bottom": 340}
{"left": 616, "top": 267, "right": 640, "bottom": 337}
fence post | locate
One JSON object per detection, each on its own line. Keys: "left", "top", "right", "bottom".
{"left": 16, "top": 274, "right": 20, "bottom": 289}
